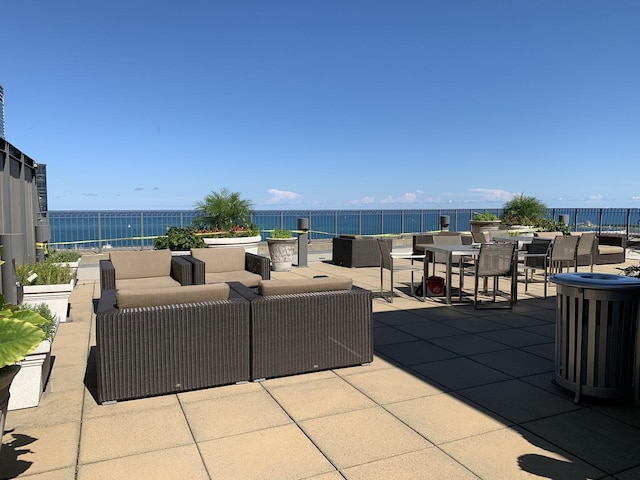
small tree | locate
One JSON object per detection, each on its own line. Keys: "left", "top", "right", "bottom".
{"left": 502, "top": 194, "right": 547, "bottom": 226}
{"left": 193, "top": 188, "right": 257, "bottom": 235}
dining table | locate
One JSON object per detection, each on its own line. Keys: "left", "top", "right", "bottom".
{"left": 423, "top": 244, "right": 481, "bottom": 304}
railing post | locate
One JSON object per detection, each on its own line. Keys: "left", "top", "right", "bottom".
{"left": 140, "top": 212, "right": 144, "bottom": 249}
{"left": 626, "top": 208, "right": 631, "bottom": 238}
{"left": 97, "top": 212, "right": 102, "bottom": 253}
{"left": 358, "top": 211, "right": 362, "bottom": 236}
{"left": 598, "top": 208, "right": 603, "bottom": 235}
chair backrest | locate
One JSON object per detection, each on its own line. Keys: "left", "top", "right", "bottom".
{"left": 476, "top": 242, "right": 516, "bottom": 277}
{"left": 550, "top": 235, "right": 579, "bottom": 262}
{"left": 525, "top": 238, "right": 552, "bottom": 268}
{"left": 376, "top": 238, "right": 392, "bottom": 270}
{"left": 432, "top": 235, "right": 462, "bottom": 263}
{"left": 472, "top": 231, "right": 490, "bottom": 243}
{"left": 576, "top": 232, "right": 596, "bottom": 256}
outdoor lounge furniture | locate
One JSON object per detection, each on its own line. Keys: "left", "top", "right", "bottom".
{"left": 231, "top": 278, "right": 373, "bottom": 381}
{"left": 99, "top": 249, "right": 194, "bottom": 292}
{"left": 594, "top": 233, "right": 627, "bottom": 264}
{"left": 473, "top": 242, "right": 517, "bottom": 309}
{"left": 189, "top": 247, "right": 270, "bottom": 287}
{"left": 377, "top": 238, "right": 424, "bottom": 302}
{"left": 95, "top": 283, "right": 251, "bottom": 404}
{"left": 332, "top": 235, "right": 392, "bottom": 267}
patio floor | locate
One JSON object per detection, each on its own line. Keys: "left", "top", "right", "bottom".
{"left": 2, "top": 248, "right": 640, "bottom": 479}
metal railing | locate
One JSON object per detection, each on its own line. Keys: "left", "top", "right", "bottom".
{"left": 47, "top": 208, "right": 640, "bottom": 250}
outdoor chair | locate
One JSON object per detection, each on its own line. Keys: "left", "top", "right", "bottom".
{"left": 428, "top": 234, "right": 474, "bottom": 286}
{"left": 575, "top": 232, "right": 596, "bottom": 272}
{"left": 522, "top": 238, "right": 552, "bottom": 298}
{"left": 473, "top": 241, "right": 517, "bottom": 309}
{"left": 472, "top": 231, "right": 490, "bottom": 243}
{"left": 523, "top": 236, "right": 579, "bottom": 298}
{"left": 376, "top": 238, "right": 424, "bottom": 302}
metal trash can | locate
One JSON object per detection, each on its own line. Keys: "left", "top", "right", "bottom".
{"left": 550, "top": 273, "right": 640, "bottom": 404}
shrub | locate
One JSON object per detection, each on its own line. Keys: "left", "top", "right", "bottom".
{"left": 153, "top": 226, "right": 206, "bottom": 251}
{"left": 473, "top": 211, "right": 499, "bottom": 221}
{"left": 269, "top": 228, "right": 293, "bottom": 239}
{"left": 15, "top": 261, "right": 75, "bottom": 285}
{"left": 193, "top": 188, "right": 258, "bottom": 236}
{"left": 19, "top": 302, "right": 57, "bottom": 340}
{"left": 47, "top": 250, "right": 82, "bottom": 263}
{"left": 502, "top": 194, "right": 547, "bottom": 226}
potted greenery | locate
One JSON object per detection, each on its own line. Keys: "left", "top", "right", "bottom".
{"left": 470, "top": 211, "right": 501, "bottom": 233}
{"left": 267, "top": 228, "right": 296, "bottom": 272}
{"left": 193, "top": 188, "right": 262, "bottom": 253}
{"left": 47, "top": 249, "right": 82, "bottom": 275}
{"left": 0, "top": 294, "right": 50, "bottom": 450}
{"left": 16, "top": 259, "right": 76, "bottom": 324}
{"left": 7, "top": 302, "right": 57, "bottom": 410}
{"left": 153, "top": 226, "right": 206, "bottom": 253}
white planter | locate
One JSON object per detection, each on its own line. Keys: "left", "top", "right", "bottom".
{"left": 204, "top": 235, "right": 262, "bottom": 254}
{"left": 8, "top": 319, "right": 59, "bottom": 410}
{"left": 267, "top": 238, "right": 297, "bottom": 272}
{"left": 22, "top": 279, "right": 76, "bottom": 324}
{"left": 53, "top": 258, "right": 81, "bottom": 276}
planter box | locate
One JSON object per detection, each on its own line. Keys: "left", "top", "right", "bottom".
{"left": 22, "top": 279, "right": 76, "bottom": 324}
{"left": 8, "top": 319, "right": 59, "bottom": 410}
{"left": 267, "top": 238, "right": 297, "bottom": 272}
{"left": 203, "top": 235, "right": 262, "bottom": 254}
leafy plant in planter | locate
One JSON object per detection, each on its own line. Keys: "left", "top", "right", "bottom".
{"left": 473, "top": 211, "right": 499, "bottom": 221}
{"left": 19, "top": 302, "right": 57, "bottom": 341}
{"left": 46, "top": 250, "right": 82, "bottom": 263}
{"left": 267, "top": 228, "right": 296, "bottom": 272}
{"left": 15, "top": 260, "right": 75, "bottom": 286}
{"left": 269, "top": 228, "right": 293, "bottom": 239}
{"left": 153, "top": 226, "right": 206, "bottom": 251}
{"left": 502, "top": 194, "right": 547, "bottom": 226}
{"left": 193, "top": 187, "right": 259, "bottom": 237}
{"left": 0, "top": 294, "right": 50, "bottom": 450}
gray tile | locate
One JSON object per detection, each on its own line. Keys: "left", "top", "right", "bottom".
{"left": 440, "top": 315, "right": 510, "bottom": 333}
{"left": 478, "top": 328, "right": 552, "bottom": 348}
{"left": 397, "top": 321, "right": 466, "bottom": 339}
{"left": 429, "top": 333, "right": 511, "bottom": 356}
{"left": 457, "top": 379, "right": 579, "bottom": 424}
{"left": 376, "top": 340, "right": 458, "bottom": 366}
{"left": 373, "top": 310, "right": 427, "bottom": 326}
{"left": 522, "top": 323, "right": 556, "bottom": 338}
{"left": 411, "top": 357, "right": 510, "bottom": 390}
{"left": 523, "top": 409, "right": 640, "bottom": 473}
{"left": 470, "top": 349, "right": 554, "bottom": 377}
{"left": 483, "top": 313, "right": 549, "bottom": 328}
{"left": 374, "top": 326, "right": 420, "bottom": 346}
{"left": 521, "top": 342, "right": 555, "bottom": 361}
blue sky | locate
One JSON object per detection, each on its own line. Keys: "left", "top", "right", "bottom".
{"left": 3, "top": 0, "right": 639, "bottom": 211}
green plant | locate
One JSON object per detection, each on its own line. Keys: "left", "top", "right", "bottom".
{"left": 269, "top": 228, "right": 293, "bottom": 239}
{"left": 15, "top": 260, "right": 76, "bottom": 286}
{"left": 193, "top": 188, "right": 258, "bottom": 237}
{"left": 502, "top": 194, "right": 547, "bottom": 226}
{"left": 18, "top": 303, "right": 57, "bottom": 340}
{"left": 46, "top": 250, "right": 82, "bottom": 263}
{"left": 473, "top": 211, "right": 499, "bottom": 221}
{"left": 535, "top": 218, "right": 570, "bottom": 234}
{"left": 0, "top": 295, "right": 48, "bottom": 369}
{"left": 153, "top": 226, "right": 206, "bottom": 251}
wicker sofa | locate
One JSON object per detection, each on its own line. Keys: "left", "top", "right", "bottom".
{"left": 95, "top": 283, "right": 251, "bottom": 404}
{"left": 332, "top": 235, "right": 392, "bottom": 267}
{"left": 99, "top": 249, "right": 194, "bottom": 292}
{"left": 536, "top": 232, "right": 627, "bottom": 265}
{"left": 232, "top": 277, "right": 373, "bottom": 381}
{"left": 188, "top": 247, "right": 270, "bottom": 287}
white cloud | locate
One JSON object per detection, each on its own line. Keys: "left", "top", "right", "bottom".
{"left": 586, "top": 194, "right": 603, "bottom": 202}
{"left": 265, "top": 188, "right": 303, "bottom": 204}
{"left": 468, "top": 188, "right": 513, "bottom": 201}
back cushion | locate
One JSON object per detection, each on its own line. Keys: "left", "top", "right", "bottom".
{"left": 117, "top": 283, "right": 230, "bottom": 308}
{"left": 110, "top": 249, "right": 171, "bottom": 280}
{"left": 191, "top": 247, "right": 245, "bottom": 273}
{"left": 258, "top": 276, "right": 353, "bottom": 296}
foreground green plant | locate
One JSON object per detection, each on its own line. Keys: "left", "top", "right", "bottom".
{"left": 19, "top": 303, "right": 57, "bottom": 341}
{"left": 0, "top": 295, "right": 48, "bottom": 369}
{"left": 153, "top": 226, "right": 206, "bottom": 251}
{"left": 15, "top": 261, "right": 75, "bottom": 286}
{"left": 46, "top": 250, "right": 82, "bottom": 263}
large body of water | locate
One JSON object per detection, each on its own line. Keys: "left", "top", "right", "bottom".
{"left": 47, "top": 208, "right": 640, "bottom": 250}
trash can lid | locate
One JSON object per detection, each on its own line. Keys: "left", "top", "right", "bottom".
{"left": 550, "top": 272, "right": 640, "bottom": 289}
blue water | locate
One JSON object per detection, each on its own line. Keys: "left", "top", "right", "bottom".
{"left": 47, "top": 208, "right": 640, "bottom": 249}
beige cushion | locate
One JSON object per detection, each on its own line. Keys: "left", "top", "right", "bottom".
{"left": 110, "top": 250, "right": 172, "bottom": 280}
{"left": 258, "top": 276, "right": 353, "bottom": 296}
{"left": 116, "top": 283, "right": 230, "bottom": 308}
{"left": 116, "top": 276, "right": 181, "bottom": 290}
{"left": 191, "top": 247, "right": 245, "bottom": 273}
{"left": 598, "top": 245, "right": 624, "bottom": 255}
{"left": 339, "top": 235, "right": 363, "bottom": 239}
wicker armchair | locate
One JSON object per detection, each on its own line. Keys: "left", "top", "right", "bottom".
{"left": 99, "top": 249, "right": 194, "bottom": 292}
{"left": 188, "top": 247, "right": 271, "bottom": 287}
{"left": 230, "top": 282, "right": 373, "bottom": 381}
{"left": 96, "top": 284, "right": 250, "bottom": 404}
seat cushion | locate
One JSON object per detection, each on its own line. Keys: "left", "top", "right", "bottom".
{"left": 116, "top": 283, "right": 230, "bottom": 308}
{"left": 204, "top": 271, "right": 263, "bottom": 288}
{"left": 116, "top": 276, "right": 181, "bottom": 290}
{"left": 110, "top": 249, "right": 172, "bottom": 280}
{"left": 258, "top": 276, "right": 353, "bottom": 296}
{"left": 191, "top": 247, "right": 246, "bottom": 273}
{"left": 598, "top": 245, "right": 624, "bottom": 255}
